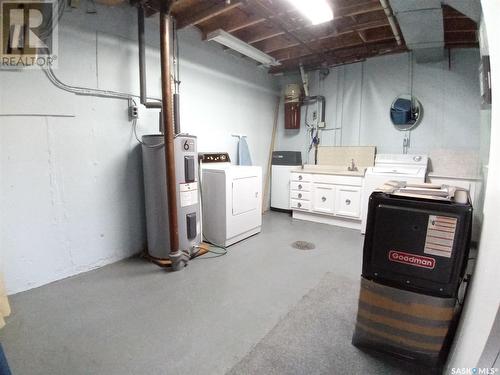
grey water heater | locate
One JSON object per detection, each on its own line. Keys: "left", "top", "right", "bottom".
{"left": 141, "top": 134, "right": 201, "bottom": 259}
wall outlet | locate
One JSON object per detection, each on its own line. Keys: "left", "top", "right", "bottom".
{"left": 129, "top": 104, "right": 139, "bottom": 120}
{"left": 312, "top": 111, "right": 317, "bottom": 121}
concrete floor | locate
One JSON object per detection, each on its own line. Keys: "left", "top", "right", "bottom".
{"left": 1, "top": 212, "right": 367, "bottom": 375}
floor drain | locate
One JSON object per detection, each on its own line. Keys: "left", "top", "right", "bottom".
{"left": 291, "top": 241, "right": 315, "bottom": 250}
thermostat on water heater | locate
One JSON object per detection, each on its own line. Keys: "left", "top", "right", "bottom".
{"left": 199, "top": 152, "right": 231, "bottom": 163}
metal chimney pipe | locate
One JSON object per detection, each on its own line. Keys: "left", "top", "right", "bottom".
{"left": 138, "top": 5, "right": 162, "bottom": 109}
{"left": 159, "top": 3, "right": 180, "bottom": 257}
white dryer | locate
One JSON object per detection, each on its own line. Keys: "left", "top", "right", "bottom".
{"left": 361, "top": 154, "right": 428, "bottom": 234}
{"left": 200, "top": 153, "right": 262, "bottom": 247}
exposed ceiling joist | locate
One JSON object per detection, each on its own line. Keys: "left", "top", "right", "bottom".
{"left": 253, "top": 18, "right": 391, "bottom": 54}
{"left": 233, "top": 12, "right": 389, "bottom": 46}
{"left": 250, "top": 0, "right": 328, "bottom": 60}
{"left": 139, "top": 0, "right": 480, "bottom": 73}
{"left": 270, "top": 39, "right": 404, "bottom": 73}
{"left": 176, "top": 0, "right": 243, "bottom": 29}
{"left": 272, "top": 33, "right": 397, "bottom": 63}
{"left": 200, "top": 0, "right": 382, "bottom": 37}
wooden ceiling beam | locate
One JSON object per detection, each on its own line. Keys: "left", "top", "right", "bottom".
{"left": 255, "top": 19, "right": 391, "bottom": 55}
{"left": 270, "top": 40, "right": 404, "bottom": 73}
{"left": 445, "top": 30, "right": 478, "bottom": 43}
{"left": 199, "top": 8, "right": 295, "bottom": 38}
{"left": 250, "top": 0, "right": 325, "bottom": 59}
{"left": 273, "top": 34, "right": 396, "bottom": 64}
{"left": 239, "top": 13, "right": 388, "bottom": 46}
{"left": 444, "top": 17, "right": 477, "bottom": 32}
{"left": 176, "top": 0, "right": 243, "bottom": 29}
{"left": 199, "top": 0, "right": 382, "bottom": 38}
{"left": 445, "top": 42, "right": 479, "bottom": 48}
{"left": 335, "top": 0, "right": 382, "bottom": 17}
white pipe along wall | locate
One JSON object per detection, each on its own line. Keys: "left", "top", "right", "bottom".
{"left": 0, "top": 4, "right": 279, "bottom": 294}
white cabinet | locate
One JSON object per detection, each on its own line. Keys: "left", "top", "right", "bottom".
{"left": 290, "top": 190, "right": 311, "bottom": 200}
{"left": 291, "top": 172, "right": 311, "bottom": 182}
{"left": 312, "top": 184, "right": 335, "bottom": 214}
{"left": 335, "top": 187, "right": 361, "bottom": 218}
{"left": 290, "top": 171, "right": 364, "bottom": 230}
{"left": 290, "top": 181, "right": 311, "bottom": 192}
{"left": 290, "top": 199, "right": 310, "bottom": 211}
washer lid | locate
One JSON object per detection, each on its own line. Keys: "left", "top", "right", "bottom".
{"left": 375, "top": 153, "right": 428, "bottom": 168}
{"left": 371, "top": 166, "right": 426, "bottom": 177}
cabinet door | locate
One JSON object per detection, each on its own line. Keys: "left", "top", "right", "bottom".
{"left": 312, "top": 183, "right": 335, "bottom": 215}
{"left": 335, "top": 186, "right": 361, "bottom": 218}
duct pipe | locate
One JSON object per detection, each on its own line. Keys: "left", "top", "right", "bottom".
{"left": 138, "top": 5, "right": 162, "bottom": 109}
{"left": 160, "top": 3, "right": 180, "bottom": 261}
{"left": 380, "top": 0, "right": 402, "bottom": 46}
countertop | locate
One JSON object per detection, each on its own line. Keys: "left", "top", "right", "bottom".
{"left": 427, "top": 173, "right": 483, "bottom": 181}
{"left": 292, "top": 165, "right": 366, "bottom": 177}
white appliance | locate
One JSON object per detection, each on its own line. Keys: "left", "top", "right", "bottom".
{"left": 271, "top": 151, "right": 302, "bottom": 211}
{"left": 200, "top": 153, "right": 262, "bottom": 247}
{"left": 361, "top": 154, "right": 428, "bottom": 234}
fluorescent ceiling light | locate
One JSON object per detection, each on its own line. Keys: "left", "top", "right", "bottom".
{"left": 286, "top": 0, "right": 334, "bottom": 25}
{"left": 206, "top": 29, "right": 281, "bottom": 67}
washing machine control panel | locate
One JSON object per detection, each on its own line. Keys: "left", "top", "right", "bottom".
{"left": 199, "top": 152, "right": 231, "bottom": 163}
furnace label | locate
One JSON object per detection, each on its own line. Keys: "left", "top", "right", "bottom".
{"left": 424, "top": 215, "right": 457, "bottom": 258}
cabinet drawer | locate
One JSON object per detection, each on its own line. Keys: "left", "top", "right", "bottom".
{"left": 291, "top": 172, "right": 311, "bottom": 182}
{"left": 335, "top": 187, "right": 361, "bottom": 218}
{"left": 290, "top": 190, "right": 311, "bottom": 200}
{"left": 290, "top": 181, "right": 311, "bottom": 192}
{"left": 312, "top": 183, "right": 335, "bottom": 215}
{"left": 290, "top": 199, "right": 310, "bottom": 211}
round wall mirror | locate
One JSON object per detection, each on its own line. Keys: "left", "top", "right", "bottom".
{"left": 390, "top": 94, "right": 423, "bottom": 131}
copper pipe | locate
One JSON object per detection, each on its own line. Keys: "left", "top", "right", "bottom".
{"left": 160, "top": 3, "right": 179, "bottom": 254}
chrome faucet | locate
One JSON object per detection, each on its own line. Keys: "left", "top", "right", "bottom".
{"left": 348, "top": 158, "right": 358, "bottom": 171}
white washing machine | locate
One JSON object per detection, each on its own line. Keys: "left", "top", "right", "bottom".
{"left": 361, "top": 154, "right": 428, "bottom": 234}
{"left": 200, "top": 153, "right": 262, "bottom": 247}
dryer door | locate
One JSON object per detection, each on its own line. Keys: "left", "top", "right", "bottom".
{"left": 232, "top": 176, "right": 260, "bottom": 215}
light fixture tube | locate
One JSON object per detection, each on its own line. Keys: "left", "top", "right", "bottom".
{"left": 206, "top": 29, "right": 281, "bottom": 67}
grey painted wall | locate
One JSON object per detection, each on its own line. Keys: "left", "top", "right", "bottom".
{"left": 0, "top": 4, "right": 279, "bottom": 294}
{"left": 276, "top": 49, "right": 481, "bottom": 169}
{"left": 446, "top": 0, "right": 500, "bottom": 367}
